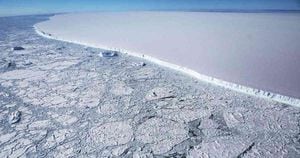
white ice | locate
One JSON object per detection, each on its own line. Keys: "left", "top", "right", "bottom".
{"left": 34, "top": 12, "right": 300, "bottom": 106}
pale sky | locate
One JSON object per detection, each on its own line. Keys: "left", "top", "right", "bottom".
{"left": 0, "top": 0, "right": 299, "bottom": 16}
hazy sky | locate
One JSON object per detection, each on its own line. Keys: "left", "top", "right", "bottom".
{"left": 0, "top": 0, "right": 300, "bottom": 16}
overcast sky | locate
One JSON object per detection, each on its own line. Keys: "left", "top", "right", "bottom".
{"left": 0, "top": 0, "right": 300, "bottom": 16}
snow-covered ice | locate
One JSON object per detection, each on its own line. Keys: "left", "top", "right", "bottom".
{"left": 0, "top": 14, "right": 300, "bottom": 157}
{"left": 35, "top": 12, "right": 300, "bottom": 106}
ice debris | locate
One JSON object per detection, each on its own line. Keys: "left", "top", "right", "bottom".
{"left": 8, "top": 111, "right": 21, "bottom": 124}
{"left": 133, "top": 62, "right": 146, "bottom": 67}
{"left": 0, "top": 60, "right": 16, "bottom": 70}
{"left": 146, "top": 87, "right": 175, "bottom": 100}
{"left": 7, "top": 61, "right": 16, "bottom": 68}
{"left": 23, "top": 61, "right": 33, "bottom": 66}
{"left": 99, "top": 51, "right": 118, "bottom": 58}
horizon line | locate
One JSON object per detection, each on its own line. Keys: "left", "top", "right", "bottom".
{"left": 1, "top": 8, "right": 300, "bottom": 18}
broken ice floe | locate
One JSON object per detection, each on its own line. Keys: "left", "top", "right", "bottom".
{"left": 23, "top": 61, "right": 33, "bottom": 66}
{"left": 132, "top": 62, "right": 146, "bottom": 67}
{"left": 8, "top": 111, "right": 21, "bottom": 124}
{"left": 0, "top": 60, "right": 16, "bottom": 70}
{"left": 146, "top": 87, "right": 175, "bottom": 101}
{"left": 99, "top": 51, "right": 118, "bottom": 58}
{"left": 7, "top": 61, "right": 16, "bottom": 68}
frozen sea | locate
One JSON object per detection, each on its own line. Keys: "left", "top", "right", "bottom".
{"left": 36, "top": 12, "right": 300, "bottom": 104}
{"left": 0, "top": 15, "right": 299, "bottom": 157}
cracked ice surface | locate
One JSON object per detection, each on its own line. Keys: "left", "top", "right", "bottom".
{"left": 0, "top": 15, "right": 299, "bottom": 157}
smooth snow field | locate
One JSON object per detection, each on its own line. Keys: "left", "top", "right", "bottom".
{"left": 35, "top": 12, "right": 300, "bottom": 105}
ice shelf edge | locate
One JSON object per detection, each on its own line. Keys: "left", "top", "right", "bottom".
{"left": 34, "top": 25, "right": 300, "bottom": 107}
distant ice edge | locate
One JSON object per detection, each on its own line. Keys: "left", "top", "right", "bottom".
{"left": 34, "top": 26, "right": 300, "bottom": 107}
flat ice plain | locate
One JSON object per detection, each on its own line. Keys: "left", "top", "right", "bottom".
{"left": 35, "top": 12, "right": 300, "bottom": 105}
